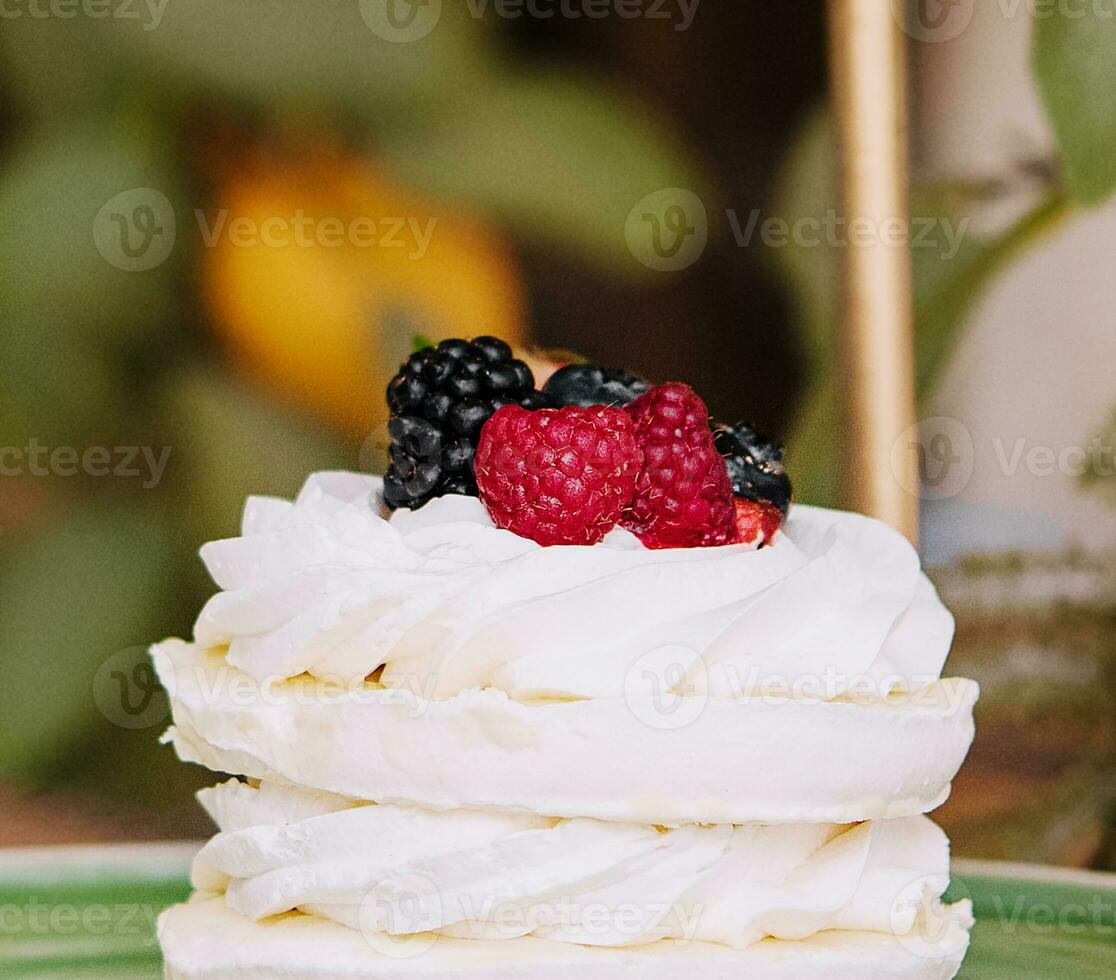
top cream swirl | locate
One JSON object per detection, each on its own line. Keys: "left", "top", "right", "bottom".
{"left": 194, "top": 471, "right": 954, "bottom": 700}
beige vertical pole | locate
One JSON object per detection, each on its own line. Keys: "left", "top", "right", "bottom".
{"left": 827, "top": 0, "right": 920, "bottom": 545}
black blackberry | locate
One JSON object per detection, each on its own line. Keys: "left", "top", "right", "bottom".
{"left": 712, "top": 422, "right": 792, "bottom": 516}
{"left": 383, "top": 337, "right": 539, "bottom": 510}
{"left": 542, "top": 364, "right": 650, "bottom": 408}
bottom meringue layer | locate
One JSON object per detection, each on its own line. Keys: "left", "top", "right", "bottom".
{"left": 191, "top": 780, "right": 954, "bottom": 951}
{"left": 160, "top": 897, "right": 973, "bottom": 980}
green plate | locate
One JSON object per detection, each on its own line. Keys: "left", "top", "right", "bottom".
{"left": 1, "top": 849, "right": 1113, "bottom": 978}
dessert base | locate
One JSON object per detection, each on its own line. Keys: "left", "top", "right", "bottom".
{"left": 160, "top": 898, "right": 973, "bottom": 980}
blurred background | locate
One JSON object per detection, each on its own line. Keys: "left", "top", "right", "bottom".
{"left": 0, "top": 2, "right": 1114, "bottom": 870}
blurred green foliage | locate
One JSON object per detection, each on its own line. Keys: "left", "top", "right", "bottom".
{"left": 0, "top": 121, "right": 181, "bottom": 448}
{"left": 0, "top": 506, "right": 178, "bottom": 780}
{"left": 378, "top": 74, "right": 705, "bottom": 277}
{"left": 1034, "top": 11, "right": 1116, "bottom": 206}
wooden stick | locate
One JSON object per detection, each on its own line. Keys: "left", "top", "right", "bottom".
{"left": 827, "top": 0, "right": 920, "bottom": 545}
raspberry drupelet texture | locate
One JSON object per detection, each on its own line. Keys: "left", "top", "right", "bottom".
{"left": 474, "top": 404, "right": 643, "bottom": 547}
{"left": 622, "top": 383, "right": 740, "bottom": 549}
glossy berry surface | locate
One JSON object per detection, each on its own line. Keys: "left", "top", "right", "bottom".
{"left": 542, "top": 364, "right": 649, "bottom": 409}
{"left": 621, "top": 383, "right": 739, "bottom": 549}
{"left": 733, "top": 497, "right": 785, "bottom": 547}
{"left": 713, "top": 422, "right": 792, "bottom": 516}
{"left": 384, "top": 337, "right": 539, "bottom": 510}
{"left": 474, "top": 405, "right": 642, "bottom": 546}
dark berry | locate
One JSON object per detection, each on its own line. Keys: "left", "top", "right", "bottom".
{"left": 448, "top": 400, "right": 492, "bottom": 437}
{"left": 383, "top": 459, "right": 440, "bottom": 509}
{"left": 543, "top": 364, "right": 650, "bottom": 409}
{"left": 441, "top": 475, "right": 476, "bottom": 496}
{"left": 384, "top": 336, "right": 543, "bottom": 510}
{"left": 519, "top": 390, "right": 548, "bottom": 411}
{"left": 422, "top": 351, "right": 456, "bottom": 386}
{"left": 484, "top": 363, "right": 522, "bottom": 395}
{"left": 446, "top": 373, "right": 483, "bottom": 400}
{"left": 473, "top": 336, "right": 513, "bottom": 363}
{"left": 387, "top": 373, "right": 428, "bottom": 414}
{"left": 421, "top": 391, "right": 454, "bottom": 424}
{"left": 713, "top": 422, "right": 792, "bottom": 516}
{"left": 436, "top": 338, "right": 470, "bottom": 359}
{"left": 389, "top": 416, "right": 442, "bottom": 461}
{"left": 442, "top": 438, "right": 475, "bottom": 474}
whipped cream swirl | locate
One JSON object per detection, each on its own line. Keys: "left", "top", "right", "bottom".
{"left": 193, "top": 472, "right": 954, "bottom": 701}
{"left": 193, "top": 781, "right": 952, "bottom": 950}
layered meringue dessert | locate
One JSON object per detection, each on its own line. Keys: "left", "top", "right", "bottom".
{"left": 156, "top": 340, "right": 977, "bottom": 978}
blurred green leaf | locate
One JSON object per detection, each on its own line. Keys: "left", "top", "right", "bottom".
{"left": 770, "top": 106, "right": 1068, "bottom": 508}
{"left": 163, "top": 369, "right": 349, "bottom": 542}
{"left": 1081, "top": 406, "right": 1116, "bottom": 507}
{"left": 913, "top": 189, "right": 1068, "bottom": 394}
{"left": 1034, "top": 12, "right": 1116, "bottom": 206}
{"left": 379, "top": 74, "right": 706, "bottom": 279}
{"left": 0, "top": 18, "right": 113, "bottom": 120}
{"left": 0, "top": 506, "right": 177, "bottom": 781}
{"left": 0, "top": 121, "right": 182, "bottom": 447}
{"left": 124, "top": 0, "right": 487, "bottom": 129}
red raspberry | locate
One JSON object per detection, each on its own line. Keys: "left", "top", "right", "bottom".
{"left": 622, "top": 383, "right": 740, "bottom": 549}
{"left": 734, "top": 498, "right": 784, "bottom": 547}
{"left": 474, "top": 405, "right": 643, "bottom": 547}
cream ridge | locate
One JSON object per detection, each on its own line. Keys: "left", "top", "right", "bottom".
{"left": 191, "top": 472, "right": 958, "bottom": 702}
{"left": 189, "top": 780, "right": 957, "bottom": 951}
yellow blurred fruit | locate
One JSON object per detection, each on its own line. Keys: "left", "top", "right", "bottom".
{"left": 201, "top": 145, "right": 526, "bottom": 438}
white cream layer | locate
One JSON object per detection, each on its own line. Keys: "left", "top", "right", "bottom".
{"left": 160, "top": 896, "right": 973, "bottom": 980}
{"left": 155, "top": 641, "right": 977, "bottom": 825}
{"left": 190, "top": 780, "right": 953, "bottom": 950}
{"left": 193, "top": 472, "right": 955, "bottom": 702}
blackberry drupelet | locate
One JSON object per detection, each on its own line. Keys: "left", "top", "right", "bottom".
{"left": 713, "top": 422, "right": 793, "bottom": 516}
{"left": 542, "top": 364, "right": 649, "bottom": 409}
{"left": 384, "top": 337, "right": 540, "bottom": 510}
